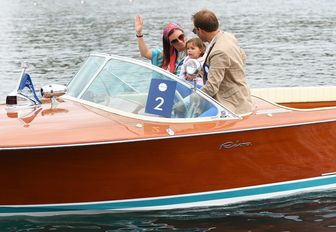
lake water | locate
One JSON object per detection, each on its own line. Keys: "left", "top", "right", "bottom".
{"left": 0, "top": 0, "right": 336, "bottom": 231}
{"left": 0, "top": 0, "right": 336, "bottom": 99}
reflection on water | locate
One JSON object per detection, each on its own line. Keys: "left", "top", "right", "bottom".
{"left": 0, "top": 0, "right": 336, "bottom": 100}
{"left": 1, "top": 190, "right": 336, "bottom": 231}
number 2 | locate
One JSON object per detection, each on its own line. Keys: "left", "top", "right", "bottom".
{"left": 154, "top": 97, "right": 164, "bottom": 111}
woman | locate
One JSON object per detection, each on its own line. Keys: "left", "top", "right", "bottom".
{"left": 134, "top": 15, "right": 187, "bottom": 75}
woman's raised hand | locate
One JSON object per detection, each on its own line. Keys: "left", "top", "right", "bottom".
{"left": 134, "top": 15, "right": 143, "bottom": 35}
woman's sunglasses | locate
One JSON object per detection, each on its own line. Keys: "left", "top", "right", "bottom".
{"left": 170, "top": 34, "right": 185, "bottom": 45}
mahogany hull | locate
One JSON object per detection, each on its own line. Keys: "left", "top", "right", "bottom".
{"left": 1, "top": 120, "right": 336, "bottom": 213}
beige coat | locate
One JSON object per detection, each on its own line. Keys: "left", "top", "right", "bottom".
{"left": 201, "top": 32, "right": 254, "bottom": 115}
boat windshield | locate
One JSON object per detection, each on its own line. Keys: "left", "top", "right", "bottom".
{"left": 66, "top": 54, "right": 235, "bottom": 119}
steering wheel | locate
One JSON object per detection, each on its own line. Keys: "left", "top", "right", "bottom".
{"left": 171, "top": 90, "right": 187, "bottom": 118}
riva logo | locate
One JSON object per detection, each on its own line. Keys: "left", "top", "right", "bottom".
{"left": 219, "top": 141, "right": 252, "bottom": 150}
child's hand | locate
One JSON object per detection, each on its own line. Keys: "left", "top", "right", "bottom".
{"left": 185, "top": 74, "right": 194, "bottom": 81}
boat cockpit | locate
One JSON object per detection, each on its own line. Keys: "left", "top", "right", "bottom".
{"left": 64, "top": 54, "right": 239, "bottom": 121}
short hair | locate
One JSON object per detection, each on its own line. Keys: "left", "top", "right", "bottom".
{"left": 186, "top": 38, "right": 206, "bottom": 56}
{"left": 192, "top": 9, "right": 219, "bottom": 32}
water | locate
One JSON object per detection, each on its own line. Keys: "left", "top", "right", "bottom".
{"left": 0, "top": 0, "right": 336, "bottom": 230}
{"left": 0, "top": 0, "right": 335, "bottom": 100}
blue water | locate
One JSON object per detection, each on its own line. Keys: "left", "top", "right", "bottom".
{"left": 0, "top": 0, "right": 336, "bottom": 230}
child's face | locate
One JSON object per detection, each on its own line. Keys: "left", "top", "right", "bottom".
{"left": 187, "top": 43, "right": 203, "bottom": 59}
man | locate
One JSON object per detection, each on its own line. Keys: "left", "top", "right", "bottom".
{"left": 192, "top": 9, "right": 254, "bottom": 115}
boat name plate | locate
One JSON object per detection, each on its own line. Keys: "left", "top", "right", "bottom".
{"left": 219, "top": 141, "right": 252, "bottom": 150}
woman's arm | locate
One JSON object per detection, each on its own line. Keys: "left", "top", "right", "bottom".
{"left": 135, "top": 15, "right": 152, "bottom": 59}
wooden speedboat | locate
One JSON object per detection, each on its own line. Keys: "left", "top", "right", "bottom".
{"left": 1, "top": 53, "right": 336, "bottom": 216}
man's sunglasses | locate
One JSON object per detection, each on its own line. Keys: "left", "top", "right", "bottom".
{"left": 170, "top": 34, "right": 185, "bottom": 44}
{"left": 192, "top": 27, "right": 198, "bottom": 34}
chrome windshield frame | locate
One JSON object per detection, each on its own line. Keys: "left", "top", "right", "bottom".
{"left": 64, "top": 53, "right": 240, "bottom": 121}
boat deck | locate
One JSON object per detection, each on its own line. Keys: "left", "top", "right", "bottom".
{"left": 1, "top": 86, "right": 336, "bottom": 149}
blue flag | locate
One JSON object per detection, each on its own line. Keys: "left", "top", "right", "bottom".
{"left": 18, "top": 73, "right": 41, "bottom": 104}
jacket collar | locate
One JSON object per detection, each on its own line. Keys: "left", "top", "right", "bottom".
{"left": 208, "top": 31, "right": 222, "bottom": 48}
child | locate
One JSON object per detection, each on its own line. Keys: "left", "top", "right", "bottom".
{"left": 179, "top": 38, "right": 206, "bottom": 86}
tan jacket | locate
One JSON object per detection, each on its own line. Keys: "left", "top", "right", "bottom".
{"left": 201, "top": 32, "right": 254, "bottom": 115}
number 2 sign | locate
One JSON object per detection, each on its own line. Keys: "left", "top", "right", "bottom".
{"left": 145, "top": 79, "right": 177, "bottom": 117}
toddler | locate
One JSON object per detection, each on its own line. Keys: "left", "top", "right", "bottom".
{"left": 179, "top": 38, "right": 206, "bottom": 86}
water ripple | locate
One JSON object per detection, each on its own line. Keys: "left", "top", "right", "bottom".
{"left": 1, "top": 0, "right": 336, "bottom": 99}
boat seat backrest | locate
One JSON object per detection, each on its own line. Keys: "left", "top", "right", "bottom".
{"left": 199, "top": 106, "right": 218, "bottom": 117}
